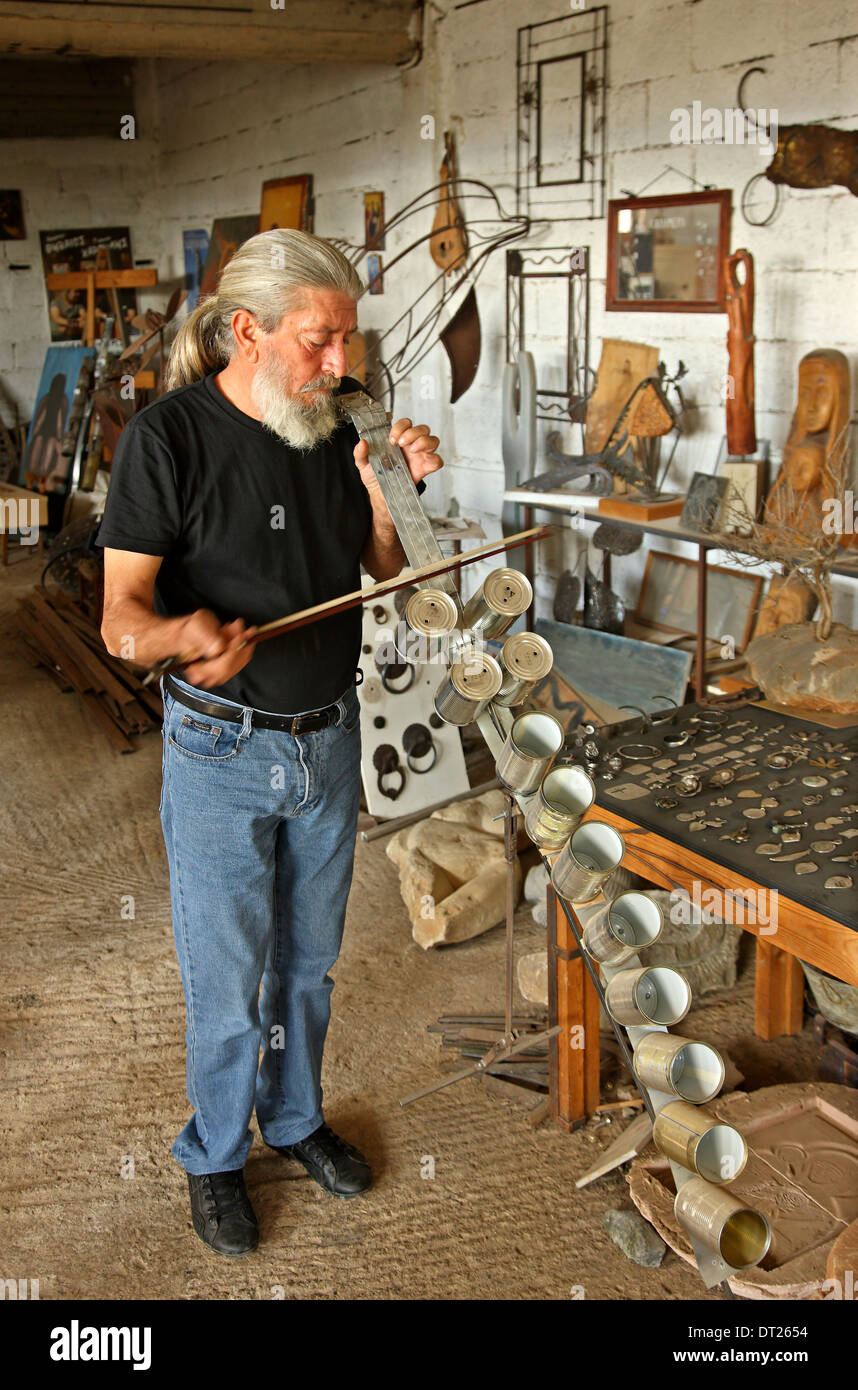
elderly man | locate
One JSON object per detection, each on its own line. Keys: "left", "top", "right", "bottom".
{"left": 99, "top": 230, "right": 443, "bottom": 1257}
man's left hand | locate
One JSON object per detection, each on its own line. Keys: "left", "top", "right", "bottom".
{"left": 389, "top": 418, "right": 444, "bottom": 484}
{"left": 353, "top": 418, "right": 444, "bottom": 493}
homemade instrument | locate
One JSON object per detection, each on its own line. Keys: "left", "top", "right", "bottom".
{"left": 429, "top": 132, "right": 468, "bottom": 275}
{"left": 140, "top": 524, "right": 549, "bottom": 684}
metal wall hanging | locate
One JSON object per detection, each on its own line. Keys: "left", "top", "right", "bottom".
{"left": 505, "top": 246, "right": 591, "bottom": 425}
{"left": 439, "top": 286, "right": 481, "bottom": 403}
{"left": 516, "top": 8, "right": 607, "bottom": 222}
{"left": 329, "top": 178, "right": 528, "bottom": 411}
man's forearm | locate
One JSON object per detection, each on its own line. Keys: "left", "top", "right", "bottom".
{"left": 101, "top": 596, "right": 189, "bottom": 665}
{"left": 361, "top": 492, "right": 407, "bottom": 581}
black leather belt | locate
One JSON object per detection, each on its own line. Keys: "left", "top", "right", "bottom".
{"left": 164, "top": 675, "right": 343, "bottom": 735}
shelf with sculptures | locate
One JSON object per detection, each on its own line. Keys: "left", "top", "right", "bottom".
{"left": 707, "top": 345, "right": 857, "bottom": 716}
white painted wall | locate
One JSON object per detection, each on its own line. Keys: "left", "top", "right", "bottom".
{"left": 2, "top": 0, "right": 856, "bottom": 621}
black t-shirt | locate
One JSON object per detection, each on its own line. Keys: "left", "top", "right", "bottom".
{"left": 97, "top": 372, "right": 379, "bottom": 715}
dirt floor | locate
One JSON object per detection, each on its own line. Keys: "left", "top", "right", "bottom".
{"left": 0, "top": 548, "right": 822, "bottom": 1301}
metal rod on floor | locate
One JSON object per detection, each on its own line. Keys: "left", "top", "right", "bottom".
{"left": 504, "top": 790, "right": 519, "bottom": 1042}
{"left": 360, "top": 779, "right": 498, "bottom": 842}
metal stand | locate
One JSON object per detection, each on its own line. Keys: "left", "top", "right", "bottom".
{"left": 399, "top": 789, "right": 560, "bottom": 1106}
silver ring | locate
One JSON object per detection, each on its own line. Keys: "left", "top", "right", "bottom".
{"left": 617, "top": 743, "right": 659, "bottom": 760}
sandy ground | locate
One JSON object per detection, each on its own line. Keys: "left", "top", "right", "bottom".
{"left": 0, "top": 548, "right": 820, "bottom": 1301}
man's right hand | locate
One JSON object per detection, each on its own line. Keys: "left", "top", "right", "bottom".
{"left": 175, "top": 611, "right": 256, "bottom": 688}
{"left": 101, "top": 550, "right": 256, "bottom": 687}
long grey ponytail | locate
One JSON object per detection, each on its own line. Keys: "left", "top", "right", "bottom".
{"left": 165, "top": 229, "right": 365, "bottom": 392}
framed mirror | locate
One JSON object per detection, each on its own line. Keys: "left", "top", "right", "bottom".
{"left": 606, "top": 190, "right": 731, "bottom": 313}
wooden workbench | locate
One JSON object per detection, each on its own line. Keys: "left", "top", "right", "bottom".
{"left": 547, "top": 803, "right": 858, "bottom": 1131}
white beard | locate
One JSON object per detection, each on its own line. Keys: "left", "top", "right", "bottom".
{"left": 250, "top": 350, "right": 340, "bottom": 450}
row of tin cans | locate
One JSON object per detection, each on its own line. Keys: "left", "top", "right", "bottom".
{"left": 420, "top": 569, "right": 771, "bottom": 1271}
{"left": 406, "top": 567, "right": 533, "bottom": 646}
{"left": 572, "top": 891, "right": 768, "bottom": 1262}
{"left": 431, "top": 633, "right": 554, "bottom": 724}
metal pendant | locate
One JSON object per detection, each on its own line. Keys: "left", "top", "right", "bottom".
{"left": 676, "top": 773, "right": 703, "bottom": 796}
{"left": 720, "top": 825, "right": 749, "bottom": 843}
{"left": 708, "top": 768, "right": 735, "bottom": 787}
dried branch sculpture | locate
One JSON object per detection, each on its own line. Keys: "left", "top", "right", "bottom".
{"left": 709, "top": 420, "right": 854, "bottom": 642}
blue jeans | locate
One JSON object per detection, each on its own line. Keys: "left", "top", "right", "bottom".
{"left": 160, "top": 676, "right": 362, "bottom": 1175}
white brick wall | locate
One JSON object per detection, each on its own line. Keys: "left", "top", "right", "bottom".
{"left": 1, "top": 0, "right": 855, "bottom": 619}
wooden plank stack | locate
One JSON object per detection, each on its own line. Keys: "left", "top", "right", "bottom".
{"left": 16, "top": 587, "right": 162, "bottom": 752}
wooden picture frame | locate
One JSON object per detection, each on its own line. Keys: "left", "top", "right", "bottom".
{"left": 634, "top": 550, "right": 763, "bottom": 652}
{"left": 364, "top": 191, "right": 384, "bottom": 251}
{"left": 606, "top": 190, "right": 731, "bottom": 313}
{"left": 259, "top": 175, "right": 313, "bottom": 234}
{"left": 718, "top": 457, "right": 767, "bottom": 535}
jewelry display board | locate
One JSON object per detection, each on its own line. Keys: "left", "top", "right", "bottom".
{"left": 588, "top": 703, "right": 858, "bottom": 932}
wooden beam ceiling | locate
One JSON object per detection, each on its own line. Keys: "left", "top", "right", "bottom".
{"left": 0, "top": 0, "right": 418, "bottom": 65}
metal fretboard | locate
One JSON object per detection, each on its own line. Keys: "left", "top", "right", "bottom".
{"left": 338, "top": 390, "right": 463, "bottom": 616}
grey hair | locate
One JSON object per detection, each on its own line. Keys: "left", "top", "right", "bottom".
{"left": 165, "top": 228, "right": 364, "bottom": 391}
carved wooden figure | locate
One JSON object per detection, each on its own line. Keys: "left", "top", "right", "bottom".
{"left": 763, "top": 349, "right": 850, "bottom": 540}
{"left": 724, "top": 248, "right": 756, "bottom": 457}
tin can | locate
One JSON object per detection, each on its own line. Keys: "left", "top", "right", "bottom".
{"left": 674, "top": 1178, "right": 771, "bottom": 1269}
{"left": 550, "top": 821, "right": 625, "bottom": 903}
{"left": 404, "top": 588, "right": 460, "bottom": 638}
{"left": 495, "top": 711, "right": 564, "bottom": 795}
{"left": 604, "top": 965, "right": 691, "bottom": 1026}
{"left": 581, "top": 890, "right": 664, "bottom": 965}
{"left": 653, "top": 1100, "right": 748, "bottom": 1184}
{"left": 433, "top": 653, "right": 503, "bottom": 726}
{"left": 494, "top": 631, "right": 554, "bottom": 708}
{"left": 462, "top": 568, "right": 533, "bottom": 641}
{"left": 633, "top": 1033, "right": 725, "bottom": 1105}
{"left": 524, "top": 765, "right": 595, "bottom": 850}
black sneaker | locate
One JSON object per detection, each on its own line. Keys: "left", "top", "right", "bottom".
{"left": 187, "top": 1169, "right": 259, "bottom": 1257}
{"left": 268, "top": 1124, "right": 371, "bottom": 1198}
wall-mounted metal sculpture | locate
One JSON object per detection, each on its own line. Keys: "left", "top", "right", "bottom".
{"left": 330, "top": 179, "right": 528, "bottom": 410}
{"left": 738, "top": 66, "right": 858, "bottom": 225}
{"left": 767, "top": 123, "right": 858, "bottom": 197}
{"left": 516, "top": 8, "right": 607, "bottom": 222}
